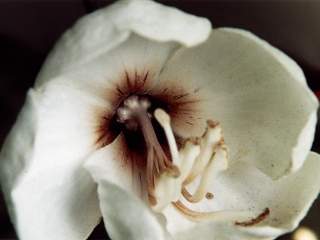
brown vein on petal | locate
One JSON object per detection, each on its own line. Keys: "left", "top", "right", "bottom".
{"left": 235, "top": 208, "right": 270, "bottom": 227}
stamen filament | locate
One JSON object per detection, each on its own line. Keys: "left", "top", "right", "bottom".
{"left": 153, "top": 136, "right": 202, "bottom": 212}
{"left": 182, "top": 146, "right": 228, "bottom": 203}
{"left": 152, "top": 174, "right": 180, "bottom": 212}
{"left": 179, "top": 139, "right": 201, "bottom": 181}
{"left": 172, "top": 201, "right": 264, "bottom": 223}
{"left": 133, "top": 107, "right": 178, "bottom": 205}
{"left": 184, "top": 121, "right": 222, "bottom": 185}
{"left": 137, "top": 111, "right": 168, "bottom": 172}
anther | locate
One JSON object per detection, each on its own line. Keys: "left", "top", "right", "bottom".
{"left": 116, "top": 95, "right": 152, "bottom": 128}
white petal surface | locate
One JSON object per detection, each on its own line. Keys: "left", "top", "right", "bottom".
{"left": 35, "top": 0, "right": 211, "bottom": 86}
{"left": 0, "top": 85, "right": 103, "bottom": 240}
{"left": 44, "top": 33, "right": 180, "bottom": 105}
{"left": 159, "top": 27, "right": 318, "bottom": 179}
{"left": 164, "top": 152, "right": 320, "bottom": 240}
{"left": 1, "top": 1, "right": 213, "bottom": 239}
{"left": 84, "top": 137, "right": 171, "bottom": 240}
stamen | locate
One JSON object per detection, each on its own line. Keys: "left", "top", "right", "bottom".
{"left": 152, "top": 174, "right": 180, "bottom": 212}
{"left": 179, "top": 138, "right": 201, "bottom": 181}
{"left": 137, "top": 110, "right": 175, "bottom": 204}
{"left": 117, "top": 96, "right": 179, "bottom": 206}
{"left": 184, "top": 121, "right": 223, "bottom": 185}
{"left": 149, "top": 108, "right": 185, "bottom": 211}
{"left": 182, "top": 146, "right": 228, "bottom": 203}
{"left": 172, "top": 201, "right": 264, "bottom": 223}
{"left": 153, "top": 136, "right": 200, "bottom": 212}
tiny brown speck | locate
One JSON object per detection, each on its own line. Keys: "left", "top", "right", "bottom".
{"left": 206, "top": 192, "right": 214, "bottom": 199}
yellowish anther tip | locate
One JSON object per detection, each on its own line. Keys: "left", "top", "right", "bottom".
{"left": 154, "top": 108, "right": 170, "bottom": 126}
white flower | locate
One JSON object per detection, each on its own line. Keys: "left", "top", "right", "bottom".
{"left": 1, "top": 0, "right": 319, "bottom": 240}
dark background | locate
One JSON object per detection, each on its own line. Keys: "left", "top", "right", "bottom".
{"left": 0, "top": 0, "right": 319, "bottom": 239}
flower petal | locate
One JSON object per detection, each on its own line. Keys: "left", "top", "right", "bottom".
{"left": 84, "top": 138, "right": 171, "bottom": 240}
{"left": 163, "top": 152, "right": 320, "bottom": 240}
{"left": 159, "top": 27, "right": 318, "bottom": 179}
{"left": 0, "top": 85, "right": 104, "bottom": 240}
{"left": 42, "top": 33, "right": 180, "bottom": 105}
{"left": 35, "top": 0, "right": 211, "bottom": 86}
{"left": 1, "top": 1, "right": 213, "bottom": 239}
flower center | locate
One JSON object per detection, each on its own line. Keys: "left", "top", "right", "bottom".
{"left": 116, "top": 95, "right": 180, "bottom": 205}
{"left": 99, "top": 71, "right": 269, "bottom": 226}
